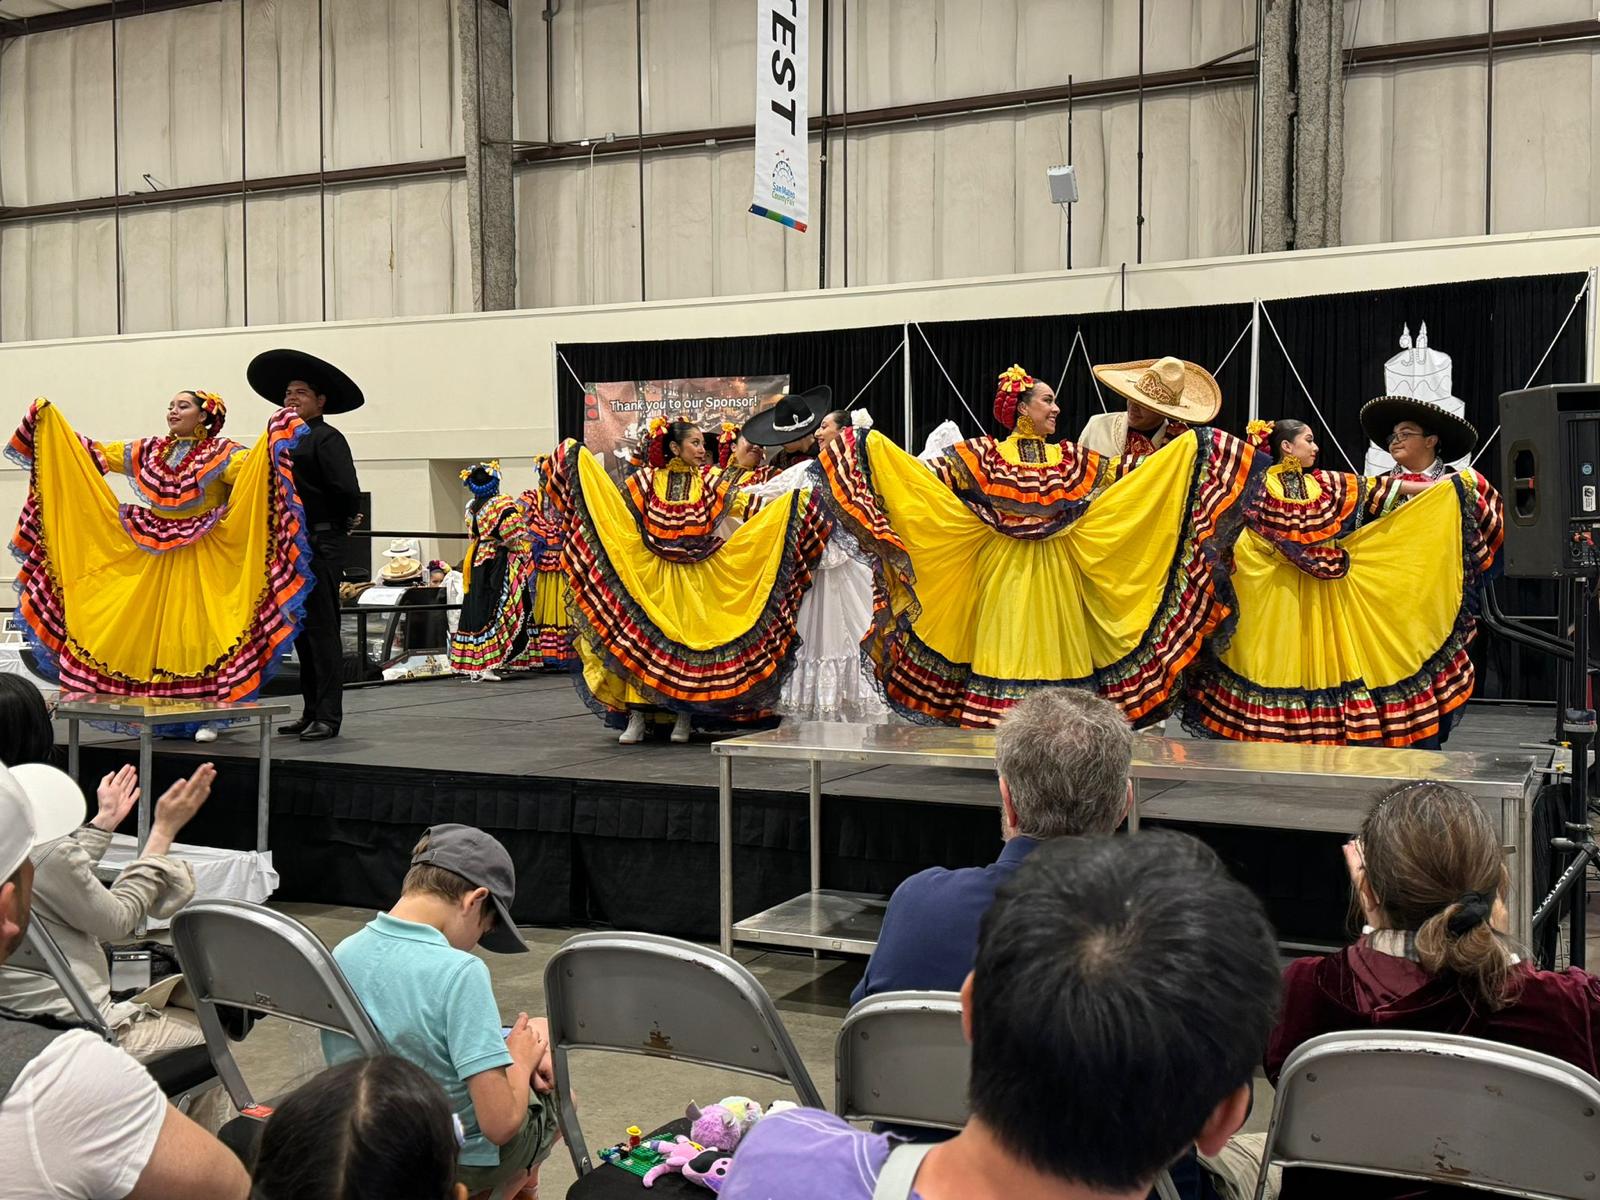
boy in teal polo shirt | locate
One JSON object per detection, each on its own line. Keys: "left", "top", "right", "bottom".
{"left": 325, "top": 824, "right": 557, "bottom": 1197}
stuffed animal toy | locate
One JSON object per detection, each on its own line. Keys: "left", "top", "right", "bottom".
{"left": 685, "top": 1097, "right": 763, "bottom": 1152}
{"left": 682, "top": 1149, "right": 733, "bottom": 1193}
{"left": 763, "top": 1100, "right": 799, "bottom": 1118}
{"left": 641, "top": 1137, "right": 706, "bottom": 1188}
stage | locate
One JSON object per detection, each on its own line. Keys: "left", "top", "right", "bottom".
{"left": 68, "top": 675, "right": 1559, "bottom": 948}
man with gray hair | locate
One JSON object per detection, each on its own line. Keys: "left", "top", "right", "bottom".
{"left": 851, "top": 688, "right": 1133, "bottom": 1004}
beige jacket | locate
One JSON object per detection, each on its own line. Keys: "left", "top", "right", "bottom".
{"left": 0, "top": 826, "right": 194, "bottom": 1025}
{"left": 1076, "top": 411, "right": 1181, "bottom": 458}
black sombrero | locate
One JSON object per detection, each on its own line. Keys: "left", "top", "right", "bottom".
{"left": 740, "top": 385, "right": 833, "bottom": 447}
{"left": 247, "top": 349, "right": 366, "bottom": 414}
{"left": 1359, "top": 395, "right": 1477, "bottom": 463}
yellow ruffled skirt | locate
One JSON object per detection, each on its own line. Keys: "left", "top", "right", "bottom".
{"left": 837, "top": 430, "right": 1242, "bottom": 726}
{"left": 563, "top": 447, "right": 829, "bottom": 717}
{"left": 1189, "top": 480, "right": 1477, "bottom": 744}
{"left": 10, "top": 401, "right": 310, "bottom": 700}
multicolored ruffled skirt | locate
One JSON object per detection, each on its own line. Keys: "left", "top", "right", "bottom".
{"left": 561, "top": 446, "right": 829, "bottom": 720}
{"left": 449, "top": 545, "right": 536, "bottom": 674}
{"left": 8, "top": 401, "right": 312, "bottom": 706}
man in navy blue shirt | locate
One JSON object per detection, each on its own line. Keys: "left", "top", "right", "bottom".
{"left": 852, "top": 688, "right": 1133, "bottom": 1004}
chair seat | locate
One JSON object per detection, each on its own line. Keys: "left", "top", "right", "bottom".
{"left": 565, "top": 1118, "right": 709, "bottom": 1200}
{"left": 144, "top": 1043, "right": 218, "bottom": 1097}
{"left": 218, "top": 1111, "right": 267, "bottom": 1166}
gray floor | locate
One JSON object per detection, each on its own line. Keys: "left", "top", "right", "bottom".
{"left": 230, "top": 902, "right": 1279, "bottom": 1198}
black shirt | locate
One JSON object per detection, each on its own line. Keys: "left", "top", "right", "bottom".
{"left": 289, "top": 415, "right": 361, "bottom": 529}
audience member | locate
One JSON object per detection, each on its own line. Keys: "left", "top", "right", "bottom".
{"left": 251, "top": 1055, "right": 467, "bottom": 1200}
{"left": 0, "top": 760, "right": 249, "bottom": 1200}
{"left": 326, "top": 824, "right": 557, "bottom": 1199}
{"left": 1267, "top": 781, "right": 1600, "bottom": 1198}
{"left": 852, "top": 688, "right": 1133, "bottom": 1004}
{"left": 0, "top": 672, "right": 218, "bottom": 1061}
{"left": 0, "top": 674, "right": 54, "bottom": 767}
{"left": 726, "top": 831, "right": 1283, "bottom": 1200}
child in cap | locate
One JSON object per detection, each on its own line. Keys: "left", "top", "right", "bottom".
{"left": 324, "top": 823, "right": 557, "bottom": 1197}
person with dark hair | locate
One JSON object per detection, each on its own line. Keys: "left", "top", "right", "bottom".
{"left": 7, "top": 388, "right": 311, "bottom": 742}
{"left": 449, "top": 461, "right": 535, "bottom": 682}
{"left": 547, "top": 410, "right": 828, "bottom": 744}
{"left": 1269, "top": 784, "right": 1600, "bottom": 1200}
{"left": 1185, "top": 414, "right": 1502, "bottom": 748}
{"left": 513, "top": 453, "right": 578, "bottom": 671}
{"left": 325, "top": 824, "right": 557, "bottom": 1199}
{"left": 0, "top": 760, "right": 251, "bottom": 1200}
{"left": 248, "top": 348, "right": 365, "bottom": 743}
{"left": 726, "top": 831, "right": 1281, "bottom": 1200}
{"left": 0, "top": 674, "right": 54, "bottom": 768}
{"left": 742, "top": 386, "right": 833, "bottom": 469}
{"left": 251, "top": 1056, "right": 467, "bottom": 1200}
{"left": 817, "top": 363, "right": 1251, "bottom": 727}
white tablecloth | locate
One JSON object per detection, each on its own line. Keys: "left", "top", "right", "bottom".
{"left": 100, "top": 837, "right": 278, "bottom": 930}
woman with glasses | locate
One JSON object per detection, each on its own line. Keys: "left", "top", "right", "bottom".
{"left": 1186, "top": 399, "right": 1502, "bottom": 748}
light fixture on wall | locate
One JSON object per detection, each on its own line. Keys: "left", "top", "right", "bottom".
{"left": 1047, "top": 164, "right": 1079, "bottom": 271}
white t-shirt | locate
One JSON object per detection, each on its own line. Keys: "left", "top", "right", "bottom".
{"left": 0, "top": 1028, "right": 167, "bottom": 1199}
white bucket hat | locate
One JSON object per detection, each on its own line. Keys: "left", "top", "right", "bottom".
{"left": 0, "top": 762, "right": 84, "bottom": 881}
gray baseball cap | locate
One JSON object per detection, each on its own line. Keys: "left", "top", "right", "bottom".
{"left": 411, "top": 823, "right": 527, "bottom": 954}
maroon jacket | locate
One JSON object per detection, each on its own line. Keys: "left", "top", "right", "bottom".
{"left": 1267, "top": 945, "right": 1600, "bottom": 1199}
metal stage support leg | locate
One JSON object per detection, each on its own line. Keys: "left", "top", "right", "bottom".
{"left": 67, "top": 718, "right": 80, "bottom": 781}
{"left": 719, "top": 755, "right": 734, "bottom": 956}
{"left": 257, "top": 717, "right": 272, "bottom": 853}
{"left": 137, "top": 726, "right": 153, "bottom": 853}
{"left": 809, "top": 758, "right": 823, "bottom": 960}
{"left": 1568, "top": 576, "right": 1593, "bottom": 968}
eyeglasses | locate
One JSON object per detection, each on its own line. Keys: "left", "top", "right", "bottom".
{"left": 1387, "top": 431, "right": 1424, "bottom": 446}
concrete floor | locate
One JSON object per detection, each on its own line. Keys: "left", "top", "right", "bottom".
{"left": 233, "top": 901, "right": 1279, "bottom": 1198}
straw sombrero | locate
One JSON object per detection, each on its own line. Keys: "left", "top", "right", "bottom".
{"left": 1359, "top": 396, "right": 1478, "bottom": 464}
{"left": 1091, "top": 357, "right": 1222, "bottom": 425}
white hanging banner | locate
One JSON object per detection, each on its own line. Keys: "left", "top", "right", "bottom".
{"left": 751, "top": 0, "right": 809, "bottom": 232}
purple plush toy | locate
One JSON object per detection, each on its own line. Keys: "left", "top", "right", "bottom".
{"left": 685, "top": 1098, "right": 762, "bottom": 1152}
{"left": 640, "top": 1138, "right": 733, "bottom": 1192}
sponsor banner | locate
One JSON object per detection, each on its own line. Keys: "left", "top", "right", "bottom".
{"left": 582, "top": 376, "right": 790, "bottom": 483}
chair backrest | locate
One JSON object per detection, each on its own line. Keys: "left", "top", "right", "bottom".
{"left": 1, "top": 921, "right": 113, "bottom": 1039}
{"left": 170, "top": 899, "right": 384, "bottom": 1111}
{"left": 835, "top": 991, "right": 968, "bottom": 1131}
{"left": 1257, "top": 1029, "right": 1600, "bottom": 1200}
{"left": 543, "top": 931, "right": 824, "bottom": 1174}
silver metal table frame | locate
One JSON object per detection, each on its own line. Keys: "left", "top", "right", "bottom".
{"left": 712, "top": 723, "right": 1543, "bottom": 957}
{"left": 59, "top": 696, "right": 293, "bottom": 854}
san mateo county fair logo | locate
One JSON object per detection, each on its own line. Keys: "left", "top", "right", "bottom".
{"left": 771, "top": 153, "right": 797, "bottom": 206}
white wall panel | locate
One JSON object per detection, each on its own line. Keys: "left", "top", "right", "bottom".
{"left": 0, "top": 25, "right": 114, "bottom": 206}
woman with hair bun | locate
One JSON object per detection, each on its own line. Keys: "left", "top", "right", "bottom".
{"left": 1269, "top": 783, "right": 1600, "bottom": 1197}
{"left": 547, "top": 415, "right": 829, "bottom": 744}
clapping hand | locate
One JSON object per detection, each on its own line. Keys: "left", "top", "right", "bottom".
{"left": 152, "top": 763, "right": 217, "bottom": 839}
{"left": 92, "top": 765, "right": 141, "bottom": 832}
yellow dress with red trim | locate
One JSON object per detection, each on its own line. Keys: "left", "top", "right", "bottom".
{"left": 6, "top": 398, "right": 312, "bottom": 707}
{"left": 509, "top": 470, "right": 576, "bottom": 670}
{"left": 448, "top": 490, "right": 537, "bottom": 674}
{"left": 546, "top": 440, "right": 830, "bottom": 721}
{"left": 817, "top": 422, "right": 1254, "bottom": 728}
{"left": 1184, "top": 460, "right": 1504, "bottom": 746}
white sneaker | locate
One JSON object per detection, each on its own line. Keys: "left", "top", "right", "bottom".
{"left": 619, "top": 711, "right": 648, "bottom": 745}
{"left": 194, "top": 727, "right": 218, "bottom": 743}
{"left": 479, "top": 669, "right": 503, "bottom": 683}
{"left": 671, "top": 711, "right": 692, "bottom": 744}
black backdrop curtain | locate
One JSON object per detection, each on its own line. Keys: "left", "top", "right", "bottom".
{"left": 907, "top": 303, "right": 1255, "bottom": 445}
{"left": 1256, "top": 272, "right": 1591, "bottom": 704}
{"left": 556, "top": 325, "right": 908, "bottom": 446}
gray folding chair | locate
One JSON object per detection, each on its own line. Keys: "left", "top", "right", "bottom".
{"left": 835, "top": 990, "right": 968, "bottom": 1131}
{"left": 544, "top": 931, "right": 825, "bottom": 1176}
{"left": 1256, "top": 1029, "right": 1600, "bottom": 1199}
{"left": 170, "top": 899, "right": 384, "bottom": 1130}
{"left": 2, "top": 920, "right": 221, "bottom": 1112}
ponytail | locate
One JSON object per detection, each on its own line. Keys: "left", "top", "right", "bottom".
{"left": 1413, "top": 886, "right": 1516, "bottom": 1012}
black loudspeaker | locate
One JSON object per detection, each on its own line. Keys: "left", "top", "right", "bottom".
{"left": 1500, "top": 384, "right": 1600, "bottom": 577}
{"left": 344, "top": 491, "right": 373, "bottom": 582}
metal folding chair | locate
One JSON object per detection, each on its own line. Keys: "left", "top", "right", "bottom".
{"left": 544, "top": 931, "right": 824, "bottom": 1176}
{"left": 835, "top": 990, "right": 968, "bottom": 1132}
{"left": 170, "top": 898, "right": 384, "bottom": 1154}
{"left": 2, "top": 920, "right": 220, "bottom": 1111}
{"left": 1256, "top": 1028, "right": 1600, "bottom": 1199}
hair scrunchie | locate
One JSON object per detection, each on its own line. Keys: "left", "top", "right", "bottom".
{"left": 191, "top": 389, "right": 226, "bottom": 437}
{"left": 993, "top": 365, "right": 1036, "bottom": 432}
{"left": 1445, "top": 890, "right": 1494, "bottom": 937}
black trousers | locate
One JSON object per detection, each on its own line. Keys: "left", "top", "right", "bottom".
{"left": 298, "top": 531, "right": 346, "bottom": 728}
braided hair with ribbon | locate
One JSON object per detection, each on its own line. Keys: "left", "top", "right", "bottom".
{"left": 993, "top": 365, "right": 1037, "bottom": 432}
{"left": 189, "top": 390, "right": 227, "bottom": 438}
